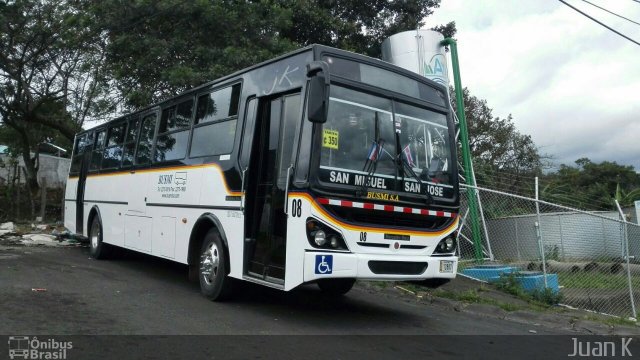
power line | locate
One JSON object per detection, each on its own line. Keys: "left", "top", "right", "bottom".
{"left": 558, "top": 0, "right": 640, "bottom": 46}
{"left": 580, "top": 0, "right": 640, "bottom": 26}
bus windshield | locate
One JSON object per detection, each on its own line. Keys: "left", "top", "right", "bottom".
{"left": 318, "top": 85, "right": 453, "bottom": 198}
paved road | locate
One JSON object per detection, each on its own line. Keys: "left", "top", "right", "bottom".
{"left": 3, "top": 243, "right": 630, "bottom": 359}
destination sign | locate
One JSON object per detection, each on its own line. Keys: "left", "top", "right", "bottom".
{"left": 319, "top": 168, "right": 454, "bottom": 200}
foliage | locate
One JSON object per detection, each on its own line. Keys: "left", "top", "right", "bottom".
{"left": 93, "top": 0, "right": 454, "bottom": 109}
{"left": 494, "top": 273, "right": 562, "bottom": 306}
{"left": 279, "top": 0, "right": 454, "bottom": 57}
{"left": 452, "top": 87, "right": 545, "bottom": 195}
{"left": 91, "top": 0, "right": 297, "bottom": 108}
{"left": 0, "top": 0, "right": 113, "bottom": 188}
{"left": 541, "top": 158, "right": 640, "bottom": 210}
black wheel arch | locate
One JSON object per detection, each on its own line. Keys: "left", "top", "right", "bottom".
{"left": 87, "top": 205, "right": 102, "bottom": 236}
{"left": 188, "top": 213, "right": 229, "bottom": 267}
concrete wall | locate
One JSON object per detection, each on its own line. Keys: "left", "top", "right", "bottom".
{"left": 486, "top": 211, "right": 640, "bottom": 261}
{"left": 0, "top": 154, "right": 70, "bottom": 189}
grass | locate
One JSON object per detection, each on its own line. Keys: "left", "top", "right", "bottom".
{"left": 431, "top": 288, "right": 527, "bottom": 312}
{"left": 576, "top": 315, "right": 638, "bottom": 328}
{"left": 558, "top": 272, "right": 640, "bottom": 290}
{"left": 494, "top": 273, "right": 563, "bottom": 306}
{"left": 379, "top": 278, "right": 638, "bottom": 329}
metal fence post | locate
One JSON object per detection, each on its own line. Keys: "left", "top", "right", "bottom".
{"left": 615, "top": 200, "right": 637, "bottom": 319}
{"left": 558, "top": 215, "right": 566, "bottom": 261}
{"left": 535, "top": 177, "right": 548, "bottom": 287}
{"left": 470, "top": 171, "right": 494, "bottom": 261}
{"left": 514, "top": 218, "right": 521, "bottom": 261}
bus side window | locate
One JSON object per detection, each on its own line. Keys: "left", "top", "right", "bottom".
{"left": 155, "top": 98, "right": 193, "bottom": 162}
{"left": 190, "top": 84, "right": 240, "bottom": 158}
{"left": 135, "top": 113, "right": 158, "bottom": 166}
{"left": 122, "top": 116, "right": 140, "bottom": 168}
{"left": 102, "top": 122, "right": 126, "bottom": 169}
{"left": 89, "top": 129, "right": 106, "bottom": 172}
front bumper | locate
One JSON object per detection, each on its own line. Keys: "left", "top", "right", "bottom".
{"left": 303, "top": 251, "right": 458, "bottom": 282}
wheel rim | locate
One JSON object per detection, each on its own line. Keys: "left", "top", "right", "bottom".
{"left": 90, "top": 221, "right": 100, "bottom": 250}
{"left": 200, "top": 242, "right": 220, "bottom": 285}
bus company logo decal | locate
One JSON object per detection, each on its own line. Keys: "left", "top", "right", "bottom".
{"left": 315, "top": 255, "right": 333, "bottom": 274}
{"left": 157, "top": 172, "right": 188, "bottom": 199}
{"left": 366, "top": 191, "right": 399, "bottom": 202}
{"left": 8, "top": 336, "right": 72, "bottom": 359}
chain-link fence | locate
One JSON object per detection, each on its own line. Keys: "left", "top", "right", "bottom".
{"left": 457, "top": 184, "right": 640, "bottom": 319}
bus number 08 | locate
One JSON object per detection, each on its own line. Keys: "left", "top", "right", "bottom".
{"left": 291, "top": 199, "right": 302, "bottom": 217}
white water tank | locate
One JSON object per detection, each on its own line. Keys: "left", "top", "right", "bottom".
{"left": 381, "top": 30, "right": 449, "bottom": 88}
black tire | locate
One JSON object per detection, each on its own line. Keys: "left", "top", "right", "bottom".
{"left": 317, "top": 278, "right": 356, "bottom": 296}
{"left": 198, "top": 229, "right": 233, "bottom": 301}
{"left": 88, "top": 215, "right": 112, "bottom": 259}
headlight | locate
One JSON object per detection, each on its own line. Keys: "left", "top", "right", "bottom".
{"left": 329, "top": 235, "right": 340, "bottom": 249}
{"left": 306, "top": 218, "right": 348, "bottom": 250}
{"left": 314, "top": 230, "right": 327, "bottom": 246}
{"left": 434, "top": 236, "right": 456, "bottom": 254}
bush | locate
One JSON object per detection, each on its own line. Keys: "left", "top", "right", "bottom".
{"left": 530, "top": 287, "right": 563, "bottom": 305}
{"left": 494, "top": 273, "right": 563, "bottom": 306}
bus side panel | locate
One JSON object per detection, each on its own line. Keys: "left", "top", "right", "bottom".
{"left": 84, "top": 175, "right": 126, "bottom": 247}
{"left": 196, "top": 166, "right": 244, "bottom": 279}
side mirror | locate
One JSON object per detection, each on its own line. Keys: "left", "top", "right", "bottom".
{"left": 307, "top": 75, "right": 327, "bottom": 123}
{"left": 306, "top": 61, "right": 330, "bottom": 124}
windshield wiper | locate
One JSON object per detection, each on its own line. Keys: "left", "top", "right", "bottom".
{"left": 358, "top": 112, "right": 381, "bottom": 197}
{"left": 396, "top": 132, "right": 433, "bottom": 205}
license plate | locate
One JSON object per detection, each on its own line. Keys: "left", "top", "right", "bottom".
{"left": 440, "top": 260, "right": 454, "bottom": 273}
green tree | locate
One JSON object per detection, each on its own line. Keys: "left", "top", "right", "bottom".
{"left": 93, "top": 0, "right": 298, "bottom": 108}
{"left": 92, "top": 0, "right": 453, "bottom": 108}
{"left": 279, "top": 0, "right": 454, "bottom": 57}
{"left": 542, "top": 158, "right": 640, "bottom": 210}
{"left": 0, "top": 0, "right": 112, "bottom": 189}
{"left": 452, "top": 88, "right": 544, "bottom": 194}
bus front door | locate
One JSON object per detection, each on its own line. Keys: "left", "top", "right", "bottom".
{"left": 244, "top": 93, "right": 301, "bottom": 284}
{"left": 76, "top": 151, "right": 90, "bottom": 235}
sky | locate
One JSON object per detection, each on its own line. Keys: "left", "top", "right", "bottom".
{"left": 426, "top": 0, "right": 640, "bottom": 171}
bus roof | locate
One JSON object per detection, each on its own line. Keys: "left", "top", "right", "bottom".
{"left": 76, "top": 44, "right": 446, "bottom": 137}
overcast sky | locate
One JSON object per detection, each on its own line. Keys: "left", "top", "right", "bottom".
{"left": 426, "top": 0, "right": 640, "bottom": 171}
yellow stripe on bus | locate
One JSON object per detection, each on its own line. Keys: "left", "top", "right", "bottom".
{"left": 68, "top": 163, "right": 243, "bottom": 196}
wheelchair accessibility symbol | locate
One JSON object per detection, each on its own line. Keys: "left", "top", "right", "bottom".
{"left": 315, "top": 255, "right": 333, "bottom": 274}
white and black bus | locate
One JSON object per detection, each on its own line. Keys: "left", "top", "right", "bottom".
{"left": 65, "top": 44, "right": 460, "bottom": 300}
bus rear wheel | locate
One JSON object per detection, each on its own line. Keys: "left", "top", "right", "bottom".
{"left": 89, "top": 216, "right": 112, "bottom": 259}
{"left": 199, "top": 229, "right": 233, "bottom": 301}
{"left": 317, "top": 278, "right": 356, "bottom": 296}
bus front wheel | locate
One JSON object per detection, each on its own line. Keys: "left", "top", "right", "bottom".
{"left": 317, "top": 278, "right": 356, "bottom": 296}
{"left": 199, "top": 229, "right": 233, "bottom": 301}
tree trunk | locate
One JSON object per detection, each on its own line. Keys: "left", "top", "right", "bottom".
{"left": 21, "top": 167, "right": 36, "bottom": 219}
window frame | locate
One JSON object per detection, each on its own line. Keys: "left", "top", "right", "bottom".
{"left": 189, "top": 82, "right": 242, "bottom": 159}
{"left": 101, "top": 120, "right": 127, "bottom": 170}
{"left": 88, "top": 128, "right": 107, "bottom": 173}
{"left": 134, "top": 109, "right": 160, "bottom": 167}
{"left": 121, "top": 116, "right": 141, "bottom": 169}
{"left": 153, "top": 97, "right": 195, "bottom": 163}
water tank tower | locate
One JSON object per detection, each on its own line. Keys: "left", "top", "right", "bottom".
{"left": 381, "top": 30, "right": 449, "bottom": 88}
